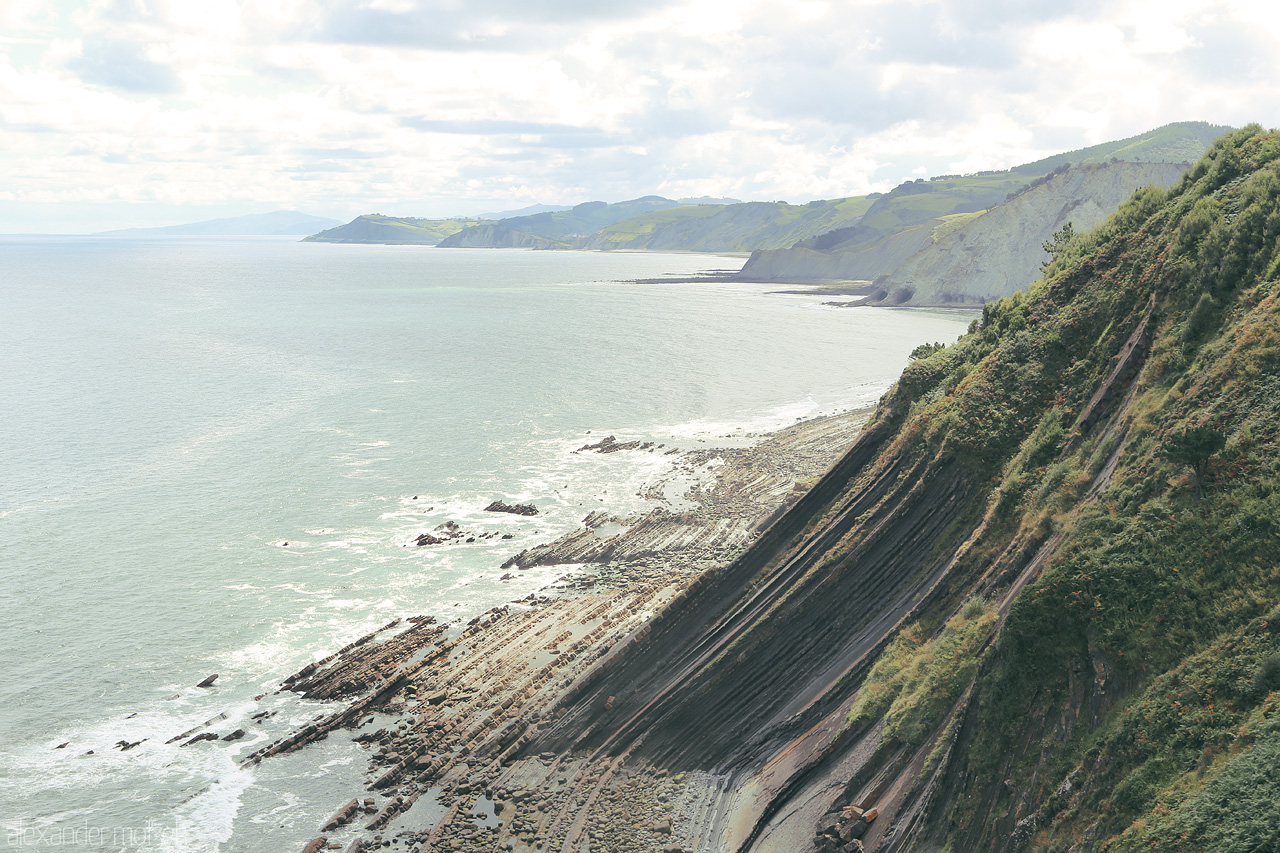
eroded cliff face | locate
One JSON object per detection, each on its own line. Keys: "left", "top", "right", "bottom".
{"left": 530, "top": 126, "right": 1280, "bottom": 853}
{"left": 734, "top": 162, "right": 1190, "bottom": 307}
{"left": 871, "top": 161, "right": 1190, "bottom": 306}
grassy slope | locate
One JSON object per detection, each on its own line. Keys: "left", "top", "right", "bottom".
{"left": 583, "top": 203, "right": 724, "bottom": 245}
{"left": 460, "top": 196, "right": 686, "bottom": 242}
{"left": 736, "top": 123, "right": 1228, "bottom": 285}
{"left": 800, "top": 173, "right": 1031, "bottom": 256}
{"left": 1013, "top": 121, "right": 1234, "bottom": 175}
{"left": 927, "top": 210, "right": 987, "bottom": 243}
{"left": 837, "top": 124, "right": 1280, "bottom": 851}
{"left": 581, "top": 196, "right": 876, "bottom": 252}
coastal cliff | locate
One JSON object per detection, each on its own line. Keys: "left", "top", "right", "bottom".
{"left": 868, "top": 161, "right": 1190, "bottom": 306}
{"left": 736, "top": 161, "right": 1190, "bottom": 306}
{"left": 249, "top": 125, "right": 1280, "bottom": 853}
{"left": 734, "top": 122, "right": 1231, "bottom": 305}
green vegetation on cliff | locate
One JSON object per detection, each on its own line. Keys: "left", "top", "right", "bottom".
{"left": 437, "top": 197, "right": 691, "bottom": 248}
{"left": 846, "top": 123, "right": 1280, "bottom": 851}
{"left": 738, "top": 122, "right": 1228, "bottom": 298}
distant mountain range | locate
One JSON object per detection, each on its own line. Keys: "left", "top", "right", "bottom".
{"left": 97, "top": 210, "right": 342, "bottom": 237}
{"left": 474, "top": 204, "right": 573, "bottom": 220}
{"left": 307, "top": 194, "right": 862, "bottom": 251}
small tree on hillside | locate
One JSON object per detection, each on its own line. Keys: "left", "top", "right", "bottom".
{"left": 910, "top": 341, "right": 946, "bottom": 360}
{"left": 1164, "top": 425, "right": 1227, "bottom": 499}
{"left": 1041, "top": 222, "right": 1075, "bottom": 272}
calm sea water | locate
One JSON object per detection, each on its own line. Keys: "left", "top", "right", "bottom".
{"left": 0, "top": 237, "right": 971, "bottom": 851}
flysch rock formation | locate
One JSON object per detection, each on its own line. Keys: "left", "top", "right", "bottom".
{"left": 226, "top": 408, "right": 871, "bottom": 853}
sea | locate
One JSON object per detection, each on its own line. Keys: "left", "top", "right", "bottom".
{"left": 0, "top": 237, "right": 972, "bottom": 852}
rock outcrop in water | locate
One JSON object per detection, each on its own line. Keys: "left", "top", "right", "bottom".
{"left": 237, "top": 411, "right": 871, "bottom": 852}
{"left": 484, "top": 500, "right": 540, "bottom": 516}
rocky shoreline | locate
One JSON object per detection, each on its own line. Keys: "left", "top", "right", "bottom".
{"left": 243, "top": 407, "right": 872, "bottom": 853}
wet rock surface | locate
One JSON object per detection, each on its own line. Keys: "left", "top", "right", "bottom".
{"left": 484, "top": 500, "right": 540, "bottom": 516}
{"left": 505, "top": 414, "right": 867, "bottom": 571}
{"left": 412, "top": 520, "right": 508, "bottom": 547}
{"left": 576, "top": 435, "right": 657, "bottom": 453}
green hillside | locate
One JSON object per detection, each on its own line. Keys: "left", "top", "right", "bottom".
{"left": 1013, "top": 120, "right": 1233, "bottom": 175}
{"left": 582, "top": 128, "right": 1229, "bottom": 256}
{"left": 739, "top": 122, "right": 1229, "bottom": 289}
{"left": 537, "top": 124, "right": 1280, "bottom": 852}
{"left": 303, "top": 214, "right": 488, "bottom": 245}
{"left": 437, "top": 196, "right": 690, "bottom": 247}
{"left": 578, "top": 196, "right": 876, "bottom": 252}
{"left": 798, "top": 172, "right": 1035, "bottom": 255}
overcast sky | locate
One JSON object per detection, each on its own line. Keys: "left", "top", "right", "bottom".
{"left": 1, "top": 0, "right": 1277, "bottom": 232}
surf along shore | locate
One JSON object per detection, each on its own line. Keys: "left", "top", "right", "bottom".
{"left": 239, "top": 407, "right": 872, "bottom": 852}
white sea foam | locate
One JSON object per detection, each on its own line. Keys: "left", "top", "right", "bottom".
{"left": 165, "top": 763, "right": 254, "bottom": 853}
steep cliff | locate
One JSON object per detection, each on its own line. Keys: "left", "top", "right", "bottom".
{"left": 531, "top": 124, "right": 1280, "bottom": 852}
{"left": 736, "top": 172, "right": 1032, "bottom": 282}
{"left": 870, "top": 161, "right": 1191, "bottom": 306}
{"left": 736, "top": 223, "right": 938, "bottom": 283}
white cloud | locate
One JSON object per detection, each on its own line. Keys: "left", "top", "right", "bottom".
{"left": 0, "top": 0, "right": 1277, "bottom": 231}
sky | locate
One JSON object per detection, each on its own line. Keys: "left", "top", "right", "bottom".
{"left": 1, "top": 0, "right": 1278, "bottom": 233}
